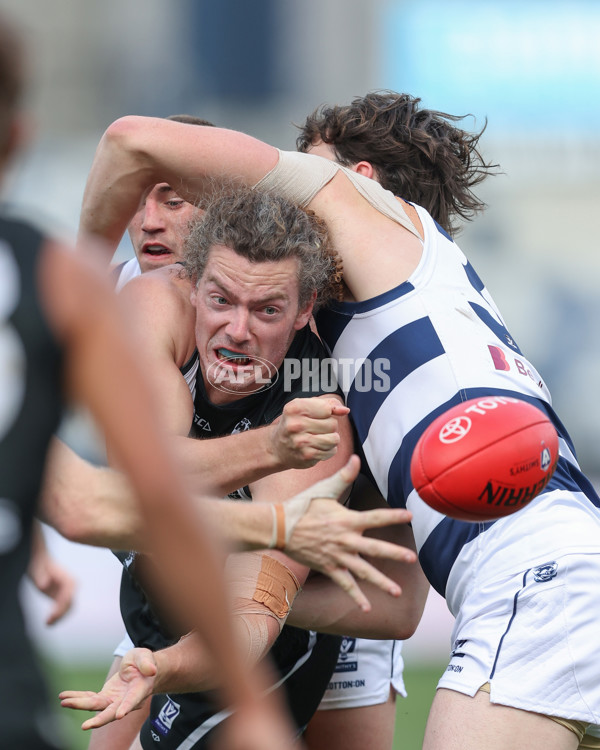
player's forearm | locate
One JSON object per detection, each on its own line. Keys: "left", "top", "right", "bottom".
{"left": 196, "top": 498, "right": 274, "bottom": 550}
{"left": 151, "top": 614, "right": 280, "bottom": 695}
{"left": 172, "top": 426, "right": 284, "bottom": 496}
{"left": 40, "top": 437, "right": 276, "bottom": 551}
{"left": 78, "top": 118, "right": 157, "bottom": 255}
{"left": 288, "top": 568, "right": 429, "bottom": 640}
{"left": 39, "top": 438, "right": 147, "bottom": 549}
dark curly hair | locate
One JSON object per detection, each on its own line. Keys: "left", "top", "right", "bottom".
{"left": 183, "top": 185, "right": 343, "bottom": 310}
{"left": 296, "top": 91, "right": 499, "bottom": 235}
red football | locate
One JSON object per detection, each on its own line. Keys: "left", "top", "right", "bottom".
{"left": 410, "top": 396, "right": 559, "bottom": 522}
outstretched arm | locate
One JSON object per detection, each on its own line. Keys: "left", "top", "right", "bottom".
{"left": 79, "top": 118, "right": 278, "bottom": 258}
{"left": 41, "top": 447, "right": 416, "bottom": 608}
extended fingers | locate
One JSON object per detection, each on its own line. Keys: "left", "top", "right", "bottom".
{"left": 59, "top": 690, "right": 112, "bottom": 712}
{"left": 324, "top": 566, "right": 371, "bottom": 613}
{"left": 80, "top": 703, "right": 119, "bottom": 730}
{"left": 349, "top": 532, "right": 417, "bottom": 563}
{"left": 339, "top": 551, "right": 403, "bottom": 596}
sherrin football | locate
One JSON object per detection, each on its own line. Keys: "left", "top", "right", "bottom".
{"left": 410, "top": 396, "right": 559, "bottom": 522}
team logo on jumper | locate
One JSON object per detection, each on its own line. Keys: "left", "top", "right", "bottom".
{"left": 231, "top": 418, "right": 252, "bottom": 433}
{"left": 334, "top": 637, "right": 358, "bottom": 673}
{"left": 193, "top": 416, "right": 211, "bottom": 432}
{"left": 151, "top": 696, "right": 181, "bottom": 737}
{"left": 439, "top": 416, "right": 472, "bottom": 444}
{"left": 533, "top": 561, "right": 558, "bottom": 582}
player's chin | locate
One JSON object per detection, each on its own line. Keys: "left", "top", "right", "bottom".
{"left": 139, "top": 253, "right": 174, "bottom": 272}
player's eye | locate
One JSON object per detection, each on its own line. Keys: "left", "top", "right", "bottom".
{"left": 263, "top": 306, "right": 278, "bottom": 316}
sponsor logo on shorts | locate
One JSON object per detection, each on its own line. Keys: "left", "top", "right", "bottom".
{"left": 450, "top": 639, "right": 467, "bottom": 658}
{"left": 446, "top": 639, "right": 468, "bottom": 674}
{"left": 327, "top": 679, "right": 366, "bottom": 690}
{"left": 334, "top": 637, "right": 358, "bottom": 673}
{"left": 533, "top": 561, "right": 558, "bottom": 582}
{"left": 151, "top": 696, "right": 181, "bottom": 737}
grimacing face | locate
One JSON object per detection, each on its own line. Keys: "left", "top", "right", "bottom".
{"left": 190, "top": 245, "right": 314, "bottom": 405}
{"left": 127, "top": 183, "right": 201, "bottom": 273}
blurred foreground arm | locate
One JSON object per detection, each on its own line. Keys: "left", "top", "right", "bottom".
{"left": 42, "top": 450, "right": 416, "bottom": 609}
{"left": 40, "top": 241, "right": 259, "bottom": 718}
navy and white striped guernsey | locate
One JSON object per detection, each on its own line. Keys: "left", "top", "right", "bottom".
{"left": 316, "top": 203, "right": 600, "bottom": 608}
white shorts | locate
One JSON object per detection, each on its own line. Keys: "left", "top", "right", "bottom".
{"left": 113, "top": 632, "right": 134, "bottom": 658}
{"left": 317, "top": 638, "right": 406, "bottom": 711}
{"left": 438, "top": 551, "right": 600, "bottom": 724}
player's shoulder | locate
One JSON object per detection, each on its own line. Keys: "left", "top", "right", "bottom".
{"left": 121, "top": 265, "right": 192, "bottom": 312}
{"left": 119, "top": 265, "right": 195, "bottom": 357}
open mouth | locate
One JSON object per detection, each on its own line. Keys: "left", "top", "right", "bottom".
{"left": 216, "top": 348, "right": 253, "bottom": 366}
{"left": 143, "top": 244, "right": 172, "bottom": 257}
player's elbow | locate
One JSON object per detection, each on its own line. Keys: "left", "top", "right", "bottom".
{"left": 394, "top": 609, "right": 421, "bottom": 640}
{"left": 103, "top": 116, "right": 145, "bottom": 148}
{"left": 40, "top": 500, "right": 91, "bottom": 545}
{"left": 102, "top": 116, "right": 156, "bottom": 170}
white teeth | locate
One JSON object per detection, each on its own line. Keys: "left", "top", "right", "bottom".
{"left": 218, "top": 348, "right": 250, "bottom": 364}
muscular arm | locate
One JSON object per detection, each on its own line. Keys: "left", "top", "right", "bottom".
{"left": 79, "top": 118, "right": 278, "bottom": 258}
{"left": 80, "top": 118, "right": 423, "bottom": 304}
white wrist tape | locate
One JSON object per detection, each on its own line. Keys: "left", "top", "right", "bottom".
{"left": 268, "top": 468, "right": 349, "bottom": 550}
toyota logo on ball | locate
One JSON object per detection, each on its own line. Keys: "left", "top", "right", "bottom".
{"left": 439, "top": 416, "right": 472, "bottom": 443}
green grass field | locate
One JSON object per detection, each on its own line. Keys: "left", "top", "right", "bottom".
{"left": 45, "top": 659, "right": 443, "bottom": 750}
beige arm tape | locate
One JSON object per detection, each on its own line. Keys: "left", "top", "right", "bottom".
{"left": 234, "top": 615, "right": 270, "bottom": 666}
{"left": 254, "top": 149, "right": 339, "bottom": 207}
{"left": 226, "top": 550, "right": 301, "bottom": 634}
{"left": 255, "top": 149, "right": 421, "bottom": 239}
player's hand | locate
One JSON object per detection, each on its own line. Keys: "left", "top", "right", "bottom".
{"left": 282, "top": 456, "right": 417, "bottom": 612}
{"left": 269, "top": 396, "right": 349, "bottom": 470}
{"left": 59, "top": 648, "right": 157, "bottom": 729}
{"left": 27, "top": 527, "right": 76, "bottom": 626}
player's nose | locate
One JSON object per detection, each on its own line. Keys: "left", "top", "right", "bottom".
{"left": 225, "top": 309, "right": 251, "bottom": 342}
{"left": 140, "top": 201, "right": 165, "bottom": 232}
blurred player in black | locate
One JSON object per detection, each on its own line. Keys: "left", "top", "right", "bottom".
{"left": 0, "top": 11, "right": 302, "bottom": 750}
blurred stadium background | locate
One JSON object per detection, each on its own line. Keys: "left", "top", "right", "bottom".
{"left": 2, "top": 0, "right": 599, "bottom": 747}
